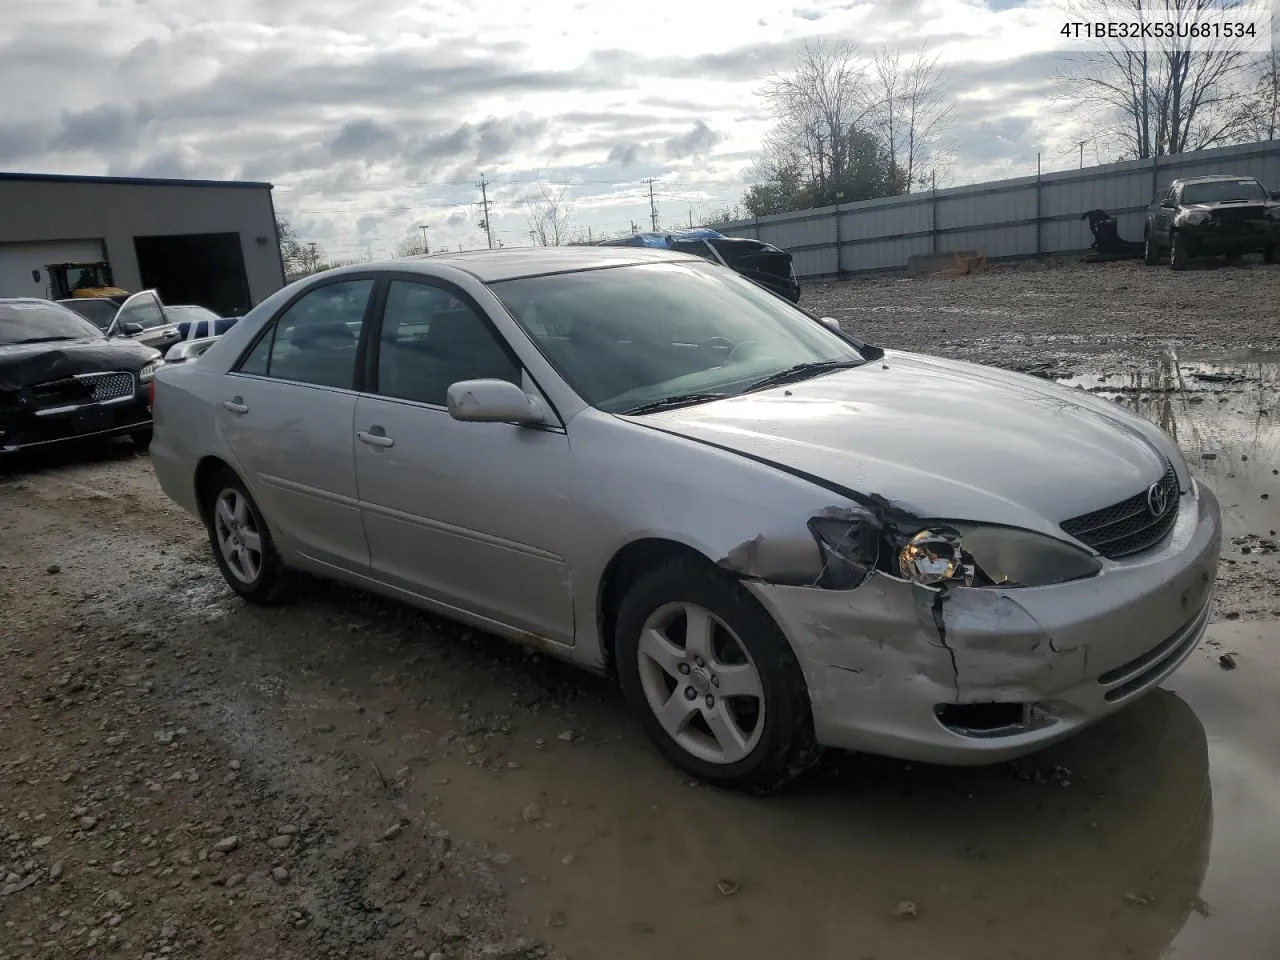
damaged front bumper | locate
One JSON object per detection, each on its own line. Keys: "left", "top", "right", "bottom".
{"left": 745, "top": 483, "right": 1222, "bottom": 765}
{"left": 0, "top": 395, "right": 152, "bottom": 454}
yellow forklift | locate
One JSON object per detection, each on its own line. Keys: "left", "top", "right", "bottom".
{"left": 40, "top": 261, "right": 130, "bottom": 303}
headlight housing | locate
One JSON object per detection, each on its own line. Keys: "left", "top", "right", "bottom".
{"left": 807, "top": 515, "right": 1102, "bottom": 590}
{"left": 138, "top": 361, "right": 161, "bottom": 383}
{"left": 1175, "top": 209, "right": 1210, "bottom": 227}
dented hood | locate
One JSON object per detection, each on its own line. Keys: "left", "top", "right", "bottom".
{"left": 0, "top": 337, "right": 159, "bottom": 391}
{"left": 625, "top": 351, "right": 1178, "bottom": 532}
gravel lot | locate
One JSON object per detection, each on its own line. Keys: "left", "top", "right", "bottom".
{"left": 2, "top": 257, "right": 1278, "bottom": 960}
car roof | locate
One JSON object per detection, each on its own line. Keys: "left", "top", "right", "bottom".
{"left": 373, "top": 245, "right": 703, "bottom": 283}
{"left": 1173, "top": 174, "right": 1262, "bottom": 185}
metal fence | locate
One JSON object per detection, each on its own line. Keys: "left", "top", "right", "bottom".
{"left": 715, "top": 139, "right": 1280, "bottom": 278}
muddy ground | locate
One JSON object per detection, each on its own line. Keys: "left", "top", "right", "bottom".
{"left": 2, "top": 256, "right": 1279, "bottom": 960}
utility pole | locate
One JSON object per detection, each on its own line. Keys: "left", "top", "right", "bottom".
{"left": 587, "top": 226, "right": 593, "bottom": 243}
{"left": 477, "top": 174, "right": 494, "bottom": 250}
{"left": 1078, "top": 140, "right": 1085, "bottom": 169}
{"left": 688, "top": 208, "right": 694, "bottom": 228}
{"left": 630, "top": 219, "right": 639, "bottom": 235}
{"left": 645, "top": 179, "right": 658, "bottom": 231}
{"left": 418, "top": 224, "right": 429, "bottom": 253}
{"left": 307, "top": 242, "right": 318, "bottom": 274}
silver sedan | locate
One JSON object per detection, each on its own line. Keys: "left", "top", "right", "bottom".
{"left": 149, "top": 247, "right": 1222, "bottom": 792}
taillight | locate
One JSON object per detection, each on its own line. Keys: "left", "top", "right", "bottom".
{"left": 148, "top": 379, "right": 156, "bottom": 410}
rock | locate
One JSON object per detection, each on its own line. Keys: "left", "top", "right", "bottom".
{"left": 225, "top": 872, "right": 245, "bottom": 889}
{"left": 213, "top": 836, "right": 239, "bottom": 854}
{"left": 1125, "top": 893, "right": 1154, "bottom": 906}
{"left": 47, "top": 563, "right": 61, "bottom": 574}
{"left": 716, "top": 878, "right": 740, "bottom": 897}
{"left": 556, "top": 730, "right": 574, "bottom": 742}
{"left": 49, "top": 861, "right": 64, "bottom": 881}
{"left": 893, "top": 900, "right": 919, "bottom": 919}
{"left": 561, "top": 853, "right": 576, "bottom": 866}
{"left": 31, "top": 836, "right": 52, "bottom": 849}
{"left": 271, "top": 866, "right": 290, "bottom": 884}
{"left": 522, "top": 804, "right": 543, "bottom": 824}
{"left": 429, "top": 954, "right": 445, "bottom": 960}
{"left": 110, "top": 860, "right": 128, "bottom": 876}
{"left": 1219, "top": 653, "right": 1237, "bottom": 670}
{"left": 228, "top": 760, "right": 241, "bottom": 771}
{"left": 382, "top": 823, "right": 403, "bottom": 841}
{"left": 267, "top": 835, "right": 293, "bottom": 850}
{"left": 314, "top": 723, "right": 335, "bottom": 734}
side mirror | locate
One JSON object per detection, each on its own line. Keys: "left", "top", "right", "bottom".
{"left": 31, "top": 269, "right": 41, "bottom": 283}
{"left": 1161, "top": 199, "right": 1178, "bottom": 208}
{"left": 164, "top": 337, "right": 217, "bottom": 363}
{"left": 447, "top": 379, "right": 548, "bottom": 425}
{"left": 121, "top": 322, "right": 145, "bottom": 336}
{"left": 1270, "top": 190, "right": 1280, "bottom": 201}
{"left": 819, "top": 316, "right": 842, "bottom": 330}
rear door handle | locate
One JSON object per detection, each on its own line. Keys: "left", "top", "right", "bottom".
{"left": 221, "top": 397, "right": 249, "bottom": 414}
{"left": 357, "top": 428, "right": 394, "bottom": 448}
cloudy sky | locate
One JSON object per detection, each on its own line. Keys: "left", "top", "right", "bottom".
{"left": 1, "top": 0, "right": 1274, "bottom": 258}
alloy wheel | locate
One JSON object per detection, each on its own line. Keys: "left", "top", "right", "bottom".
{"left": 213, "top": 488, "right": 263, "bottom": 584}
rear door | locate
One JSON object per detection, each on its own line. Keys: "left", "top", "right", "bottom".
{"left": 215, "top": 275, "right": 377, "bottom": 574}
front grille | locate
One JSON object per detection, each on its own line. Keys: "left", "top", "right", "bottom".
{"left": 1211, "top": 206, "right": 1266, "bottom": 225}
{"left": 81, "top": 371, "right": 136, "bottom": 402}
{"left": 1061, "top": 464, "right": 1180, "bottom": 559}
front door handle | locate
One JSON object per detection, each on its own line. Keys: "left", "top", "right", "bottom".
{"left": 357, "top": 428, "right": 394, "bottom": 448}
{"left": 222, "top": 397, "right": 249, "bottom": 414}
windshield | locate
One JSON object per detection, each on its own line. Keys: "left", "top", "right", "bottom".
{"left": 58, "top": 298, "right": 119, "bottom": 330}
{"left": 0, "top": 300, "right": 104, "bottom": 346}
{"left": 491, "top": 261, "right": 865, "bottom": 413}
{"left": 1181, "top": 179, "right": 1268, "bottom": 204}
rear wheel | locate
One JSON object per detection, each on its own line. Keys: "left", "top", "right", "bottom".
{"left": 615, "top": 559, "right": 821, "bottom": 792}
{"left": 1170, "top": 232, "right": 1191, "bottom": 270}
{"left": 1143, "top": 232, "right": 1160, "bottom": 266}
{"left": 202, "top": 468, "right": 293, "bottom": 604}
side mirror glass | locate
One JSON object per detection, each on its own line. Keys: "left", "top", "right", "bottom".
{"left": 447, "top": 379, "right": 548, "bottom": 425}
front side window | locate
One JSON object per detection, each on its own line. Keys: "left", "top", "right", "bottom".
{"left": 491, "top": 261, "right": 866, "bottom": 413}
{"left": 58, "top": 298, "right": 118, "bottom": 330}
{"left": 235, "top": 278, "right": 373, "bottom": 390}
{"left": 115, "top": 296, "right": 167, "bottom": 331}
{"left": 373, "top": 280, "right": 520, "bottom": 406}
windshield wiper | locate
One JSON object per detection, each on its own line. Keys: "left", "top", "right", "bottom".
{"left": 12, "top": 336, "right": 81, "bottom": 344}
{"left": 620, "top": 393, "right": 731, "bottom": 415}
{"left": 745, "top": 359, "right": 864, "bottom": 392}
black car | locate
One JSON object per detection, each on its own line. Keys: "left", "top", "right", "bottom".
{"left": 598, "top": 229, "right": 802, "bottom": 302}
{"left": 0, "top": 298, "right": 160, "bottom": 456}
{"left": 1143, "top": 175, "right": 1280, "bottom": 270}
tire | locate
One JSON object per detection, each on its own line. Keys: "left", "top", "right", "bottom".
{"left": 130, "top": 428, "right": 153, "bottom": 451}
{"left": 614, "top": 559, "right": 821, "bottom": 792}
{"left": 202, "top": 468, "right": 293, "bottom": 605}
{"left": 1170, "top": 231, "right": 1190, "bottom": 271}
{"left": 1143, "top": 231, "right": 1159, "bottom": 266}
{"left": 1265, "top": 245, "right": 1277, "bottom": 265}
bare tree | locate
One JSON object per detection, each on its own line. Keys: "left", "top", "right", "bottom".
{"left": 394, "top": 236, "right": 429, "bottom": 257}
{"left": 1230, "top": 48, "right": 1279, "bottom": 142}
{"left": 872, "top": 44, "right": 958, "bottom": 191}
{"left": 525, "top": 182, "right": 575, "bottom": 247}
{"left": 1053, "top": 0, "right": 1264, "bottom": 159}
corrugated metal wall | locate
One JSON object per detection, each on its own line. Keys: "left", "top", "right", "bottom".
{"left": 718, "top": 140, "right": 1280, "bottom": 278}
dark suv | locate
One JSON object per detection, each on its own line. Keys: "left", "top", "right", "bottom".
{"left": 1143, "top": 174, "right": 1280, "bottom": 270}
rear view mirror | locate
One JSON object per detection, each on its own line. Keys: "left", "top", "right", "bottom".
{"left": 121, "top": 322, "right": 145, "bottom": 336}
{"left": 819, "top": 316, "right": 842, "bottom": 330}
{"left": 447, "top": 379, "right": 549, "bottom": 425}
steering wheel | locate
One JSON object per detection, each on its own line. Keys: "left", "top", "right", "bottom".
{"left": 726, "top": 340, "right": 769, "bottom": 365}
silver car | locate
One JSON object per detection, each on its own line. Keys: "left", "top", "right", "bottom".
{"left": 149, "top": 248, "right": 1222, "bottom": 792}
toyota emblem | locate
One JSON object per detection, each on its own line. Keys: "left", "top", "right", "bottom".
{"left": 1146, "top": 482, "right": 1171, "bottom": 518}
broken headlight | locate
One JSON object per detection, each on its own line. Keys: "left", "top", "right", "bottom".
{"left": 898, "top": 524, "right": 1102, "bottom": 589}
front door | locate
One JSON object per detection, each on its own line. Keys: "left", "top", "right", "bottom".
{"left": 215, "top": 276, "right": 376, "bottom": 574}
{"left": 108, "top": 290, "right": 180, "bottom": 355}
{"left": 353, "top": 277, "right": 575, "bottom": 644}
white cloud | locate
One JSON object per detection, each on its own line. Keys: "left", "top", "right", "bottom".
{"left": 2, "top": 0, "right": 1242, "bottom": 258}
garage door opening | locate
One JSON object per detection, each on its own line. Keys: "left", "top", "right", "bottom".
{"left": 134, "top": 233, "right": 252, "bottom": 317}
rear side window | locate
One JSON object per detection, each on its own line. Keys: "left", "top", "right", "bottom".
{"left": 235, "top": 279, "right": 374, "bottom": 389}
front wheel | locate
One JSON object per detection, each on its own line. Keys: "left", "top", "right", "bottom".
{"left": 615, "top": 560, "right": 821, "bottom": 792}
{"left": 1143, "top": 232, "right": 1160, "bottom": 266}
{"left": 203, "top": 469, "right": 293, "bottom": 605}
{"left": 1170, "top": 232, "right": 1191, "bottom": 270}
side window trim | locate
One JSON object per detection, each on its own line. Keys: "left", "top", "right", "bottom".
{"left": 362, "top": 273, "right": 563, "bottom": 427}
{"left": 229, "top": 273, "right": 381, "bottom": 390}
